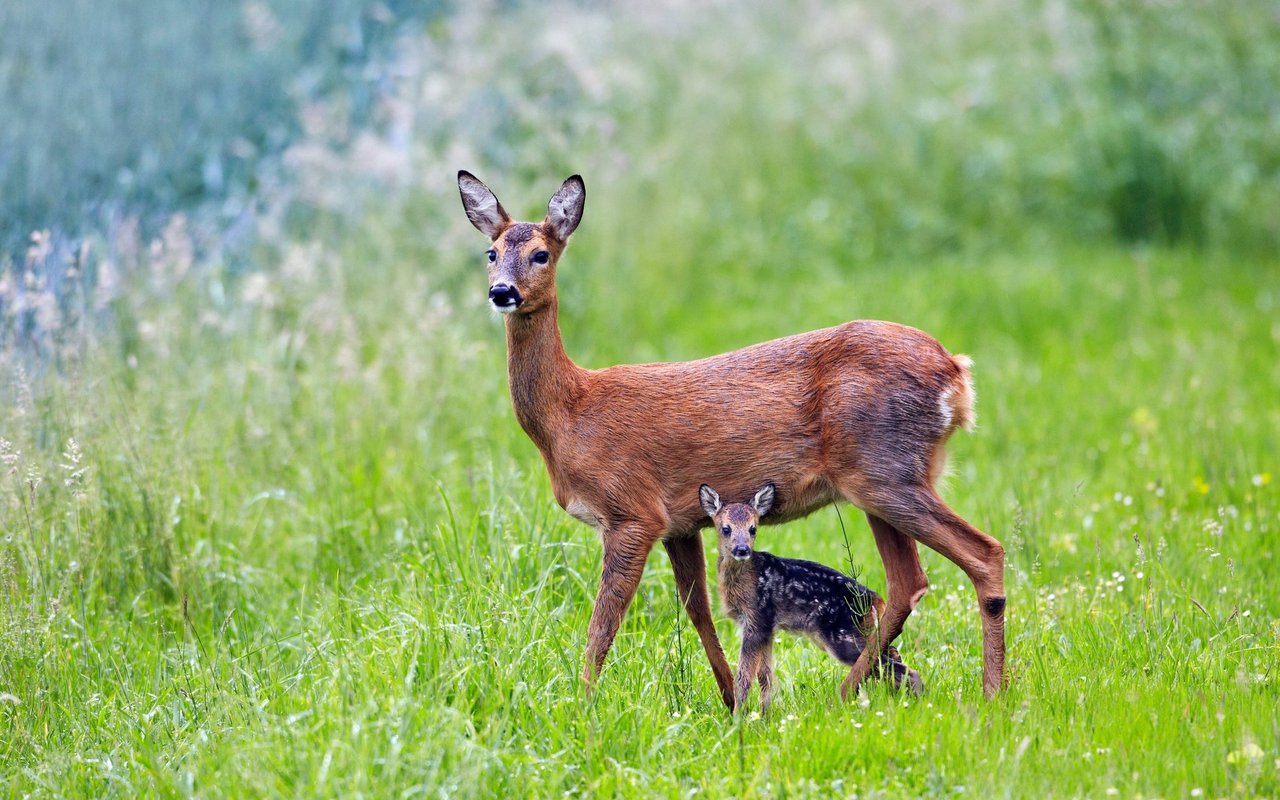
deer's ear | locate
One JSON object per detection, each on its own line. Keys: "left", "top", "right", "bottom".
{"left": 699, "top": 484, "right": 722, "bottom": 518}
{"left": 751, "top": 483, "right": 776, "bottom": 517}
{"left": 544, "top": 174, "right": 585, "bottom": 242}
{"left": 458, "top": 170, "right": 511, "bottom": 240}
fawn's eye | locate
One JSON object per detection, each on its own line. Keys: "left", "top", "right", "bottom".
{"left": 486, "top": 249, "right": 497, "bottom": 263}
{"left": 749, "top": 526, "right": 756, "bottom": 535}
{"left": 721, "top": 526, "right": 732, "bottom": 536}
{"left": 531, "top": 250, "right": 550, "bottom": 265}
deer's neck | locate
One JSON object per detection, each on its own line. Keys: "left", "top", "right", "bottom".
{"left": 504, "top": 299, "right": 583, "bottom": 450}
{"left": 717, "top": 552, "right": 752, "bottom": 587}
{"left": 716, "top": 552, "right": 756, "bottom": 615}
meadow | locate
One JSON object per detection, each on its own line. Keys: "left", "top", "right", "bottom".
{"left": 2, "top": 1, "right": 1278, "bottom": 797}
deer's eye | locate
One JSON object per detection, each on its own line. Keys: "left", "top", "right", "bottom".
{"left": 721, "top": 526, "right": 732, "bottom": 536}
{"left": 531, "top": 250, "right": 550, "bottom": 265}
{"left": 486, "top": 249, "right": 497, "bottom": 263}
{"left": 749, "top": 526, "right": 756, "bottom": 535}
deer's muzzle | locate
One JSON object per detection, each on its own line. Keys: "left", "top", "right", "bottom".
{"left": 488, "top": 283, "right": 523, "bottom": 312}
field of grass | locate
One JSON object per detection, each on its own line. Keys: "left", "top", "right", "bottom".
{"left": 2, "top": 1, "right": 1279, "bottom": 797}
{"left": 3, "top": 236, "right": 1277, "bottom": 796}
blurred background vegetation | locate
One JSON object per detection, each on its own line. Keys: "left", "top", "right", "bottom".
{"left": 2, "top": 0, "right": 1279, "bottom": 269}
{"left": 0, "top": 0, "right": 449, "bottom": 253}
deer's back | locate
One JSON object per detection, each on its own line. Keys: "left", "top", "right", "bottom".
{"left": 551, "top": 320, "right": 963, "bottom": 533}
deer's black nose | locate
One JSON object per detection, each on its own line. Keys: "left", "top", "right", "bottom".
{"left": 488, "top": 283, "right": 522, "bottom": 308}
{"left": 732, "top": 546, "right": 751, "bottom": 559}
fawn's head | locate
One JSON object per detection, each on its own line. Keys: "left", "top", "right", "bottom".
{"left": 700, "top": 483, "right": 775, "bottom": 561}
{"left": 457, "top": 171, "right": 585, "bottom": 316}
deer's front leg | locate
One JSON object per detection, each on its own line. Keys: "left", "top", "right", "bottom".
{"left": 582, "top": 523, "right": 662, "bottom": 691}
{"left": 664, "top": 534, "right": 736, "bottom": 711}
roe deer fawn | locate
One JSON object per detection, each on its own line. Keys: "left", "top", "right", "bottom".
{"left": 700, "top": 483, "right": 923, "bottom": 712}
{"left": 456, "top": 171, "right": 1006, "bottom": 708}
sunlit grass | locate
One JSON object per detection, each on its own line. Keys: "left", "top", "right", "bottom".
{"left": 1, "top": 238, "right": 1276, "bottom": 797}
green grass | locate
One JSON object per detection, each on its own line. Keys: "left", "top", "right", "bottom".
{"left": 3, "top": 1, "right": 1280, "bottom": 796}
{"left": 1, "top": 239, "right": 1277, "bottom": 797}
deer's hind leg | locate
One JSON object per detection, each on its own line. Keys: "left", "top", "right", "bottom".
{"left": 663, "top": 534, "right": 736, "bottom": 711}
{"left": 860, "top": 484, "right": 1006, "bottom": 697}
{"left": 839, "top": 513, "right": 930, "bottom": 700}
{"left": 882, "top": 646, "right": 925, "bottom": 695}
{"left": 823, "top": 627, "right": 867, "bottom": 669}
{"left": 827, "top": 633, "right": 924, "bottom": 695}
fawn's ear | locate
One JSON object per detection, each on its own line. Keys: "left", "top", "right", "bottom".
{"left": 751, "top": 483, "right": 776, "bottom": 517}
{"left": 458, "top": 170, "right": 511, "bottom": 240}
{"left": 699, "top": 484, "right": 722, "bottom": 518}
{"left": 544, "top": 174, "right": 585, "bottom": 242}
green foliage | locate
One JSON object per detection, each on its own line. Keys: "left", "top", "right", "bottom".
{"left": 5, "top": 0, "right": 1280, "bottom": 260}
{"left": 0, "top": 0, "right": 445, "bottom": 251}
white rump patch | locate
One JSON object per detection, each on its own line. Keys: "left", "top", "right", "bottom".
{"left": 938, "top": 387, "right": 955, "bottom": 430}
{"left": 943, "top": 354, "right": 977, "bottom": 432}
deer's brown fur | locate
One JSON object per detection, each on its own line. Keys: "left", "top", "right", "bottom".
{"left": 457, "top": 171, "right": 1006, "bottom": 708}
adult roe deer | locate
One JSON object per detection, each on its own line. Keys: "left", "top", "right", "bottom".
{"left": 700, "top": 483, "right": 923, "bottom": 712}
{"left": 456, "top": 171, "right": 1006, "bottom": 708}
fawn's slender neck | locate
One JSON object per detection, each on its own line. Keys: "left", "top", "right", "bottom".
{"left": 504, "top": 297, "right": 583, "bottom": 450}
{"left": 716, "top": 550, "right": 758, "bottom": 615}
{"left": 717, "top": 552, "right": 752, "bottom": 584}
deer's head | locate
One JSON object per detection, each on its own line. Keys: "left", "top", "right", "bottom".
{"left": 457, "top": 171, "right": 585, "bottom": 316}
{"left": 700, "top": 483, "right": 775, "bottom": 562}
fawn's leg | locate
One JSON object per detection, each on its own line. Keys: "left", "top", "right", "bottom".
{"left": 583, "top": 523, "right": 662, "bottom": 691}
{"left": 862, "top": 485, "right": 1006, "bottom": 697}
{"left": 758, "top": 639, "right": 775, "bottom": 713}
{"left": 735, "top": 625, "right": 770, "bottom": 713}
{"left": 840, "top": 513, "right": 929, "bottom": 700}
{"left": 663, "top": 534, "right": 736, "bottom": 711}
{"left": 879, "top": 646, "right": 925, "bottom": 694}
